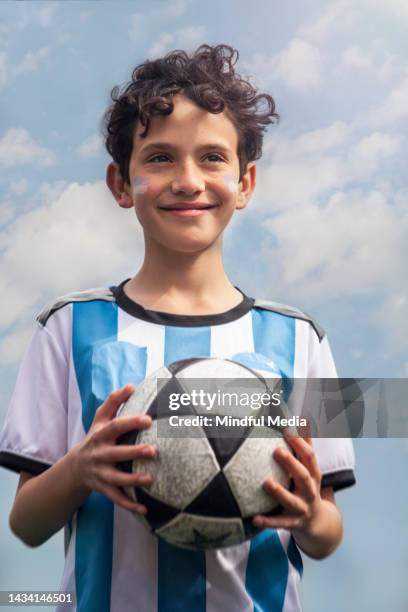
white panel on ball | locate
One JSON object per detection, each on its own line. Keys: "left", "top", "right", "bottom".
{"left": 156, "top": 512, "right": 245, "bottom": 550}
{"left": 222, "top": 427, "right": 291, "bottom": 517}
{"left": 132, "top": 419, "right": 220, "bottom": 510}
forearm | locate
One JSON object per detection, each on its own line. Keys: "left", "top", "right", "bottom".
{"left": 9, "top": 446, "right": 90, "bottom": 548}
{"left": 292, "top": 500, "right": 343, "bottom": 560}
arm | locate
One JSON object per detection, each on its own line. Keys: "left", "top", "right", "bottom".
{"left": 9, "top": 454, "right": 91, "bottom": 548}
{"left": 9, "top": 384, "right": 155, "bottom": 548}
{"left": 253, "top": 435, "right": 344, "bottom": 561}
{"left": 291, "top": 486, "right": 343, "bottom": 560}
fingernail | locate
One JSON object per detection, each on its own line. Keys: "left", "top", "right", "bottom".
{"left": 142, "top": 446, "right": 155, "bottom": 456}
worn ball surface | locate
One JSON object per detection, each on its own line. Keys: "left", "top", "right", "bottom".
{"left": 117, "top": 357, "right": 293, "bottom": 550}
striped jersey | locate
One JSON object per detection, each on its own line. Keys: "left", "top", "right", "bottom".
{"left": 0, "top": 278, "right": 356, "bottom": 612}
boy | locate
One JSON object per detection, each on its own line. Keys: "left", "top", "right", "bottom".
{"left": 0, "top": 44, "right": 355, "bottom": 611}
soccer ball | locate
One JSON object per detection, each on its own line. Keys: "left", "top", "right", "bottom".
{"left": 117, "top": 357, "right": 293, "bottom": 550}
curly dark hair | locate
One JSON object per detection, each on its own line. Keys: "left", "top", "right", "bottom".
{"left": 101, "top": 43, "right": 279, "bottom": 185}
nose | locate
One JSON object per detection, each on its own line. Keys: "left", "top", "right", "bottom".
{"left": 171, "top": 160, "right": 205, "bottom": 196}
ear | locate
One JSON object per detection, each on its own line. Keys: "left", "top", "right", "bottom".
{"left": 106, "top": 162, "right": 133, "bottom": 208}
{"left": 236, "top": 162, "right": 256, "bottom": 210}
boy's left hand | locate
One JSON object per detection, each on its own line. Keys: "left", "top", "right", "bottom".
{"left": 252, "top": 432, "right": 323, "bottom": 536}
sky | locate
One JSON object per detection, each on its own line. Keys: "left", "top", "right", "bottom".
{"left": 0, "top": 0, "right": 407, "bottom": 610}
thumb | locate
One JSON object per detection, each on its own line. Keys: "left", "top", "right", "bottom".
{"left": 95, "top": 384, "right": 135, "bottom": 422}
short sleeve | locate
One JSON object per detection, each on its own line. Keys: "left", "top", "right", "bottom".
{"left": 0, "top": 312, "right": 69, "bottom": 475}
{"left": 308, "top": 331, "right": 356, "bottom": 492}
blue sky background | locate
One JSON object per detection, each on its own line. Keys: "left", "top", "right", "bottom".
{"left": 0, "top": 1, "right": 407, "bottom": 610}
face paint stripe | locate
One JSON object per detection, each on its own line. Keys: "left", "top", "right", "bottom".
{"left": 132, "top": 176, "right": 150, "bottom": 195}
{"left": 223, "top": 175, "right": 238, "bottom": 193}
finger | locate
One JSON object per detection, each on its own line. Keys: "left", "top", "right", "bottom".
{"left": 253, "top": 513, "right": 301, "bottom": 530}
{"left": 263, "top": 479, "right": 307, "bottom": 515}
{"left": 98, "top": 483, "right": 148, "bottom": 514}
{"left": 282, "top": 435, "right": 321, "bottom": 482}
{"left": 273, "top": 447, "right": 316, "bottom": 500}
{"left": 100, "top": 467, "right": 154, "bottom": 489}
{"left": 98, "top": 414, "right": 152, "bottom": 442}
{"left": 94, "top": 385, "right": 135, "bottom": 423}
{"left": 292, "top": 416, "right": 312, "bottom": 441}
{"left": 103, "top": 444, "right": 156, "bottom": 463}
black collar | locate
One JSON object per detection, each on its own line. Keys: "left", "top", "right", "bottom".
{"left": 110, "top": 278, "right": 255, "bottom": 327}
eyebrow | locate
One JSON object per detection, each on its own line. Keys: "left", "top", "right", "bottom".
{"left": 139, "top": 142, "right": 232, "bottom": 156}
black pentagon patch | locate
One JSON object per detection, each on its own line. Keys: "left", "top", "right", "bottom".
{"left": 178, "top": 526, "right": 237, "bottom": 550}
{"left": 147, "top": 376, "right": 194, "bottom": 419}
{"left": 205, "top": 430, "right": 249, "bottom": 469}
{"left": 184, "top": 471, "right": 241, "bottom": 518}
{"left": 136, "top": 488, "right": 180, "bottom": 530}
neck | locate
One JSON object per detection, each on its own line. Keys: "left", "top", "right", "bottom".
{"left": 125, "top": 236, "right": 241, "bottom": 312}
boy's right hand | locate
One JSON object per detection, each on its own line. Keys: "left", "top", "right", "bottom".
{"left": 71, "top": 384, "right": 155, "bottom": 515}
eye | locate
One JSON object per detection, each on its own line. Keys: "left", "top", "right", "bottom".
{"left": 148, "top": 154, "right": 170, "bottom": 163}
{"left": 147, "top": 153, "right": 225, "bottom": 163}
{"left": 205, "top": 153, "right": 225, "bottom": 163}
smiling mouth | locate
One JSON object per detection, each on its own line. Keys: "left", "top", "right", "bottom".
{"left": 159, "top": 205, "right": 219, "bottom": 211}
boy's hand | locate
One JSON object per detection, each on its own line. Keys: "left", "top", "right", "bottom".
{"left": 71, "top": 384, "right": 155, "bottom": 515}
{"left": 252, "top": 431, "right": 323, "bottom": 536}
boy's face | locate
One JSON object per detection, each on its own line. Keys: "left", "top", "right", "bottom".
{"left": 107, "top": 94, "right": 255, "bottom": 254}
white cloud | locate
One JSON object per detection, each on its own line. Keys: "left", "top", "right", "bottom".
{"left": 340, "top": 45, "right": 398, "bottom": 81}
{"left": 284, "top": 122, "right": 349, "bottom": 155}
{"left": 298, "top": 0, "right": 357, "bottom": 43}
{"left": 0, "top": 128, "right": 57, "bottom": 168}
{"left": 261, "top": 188, "right": 407, "bottom": 302}
{"left": 256, "top": 153, "right": 343, "bottom": 210}
{"left": 347, "top": 132, "right": 400, "bottom": 179}
{"left": 149, "top": 34, "right": 175, "bottom": 58}
{"left": 0, "top": 181, "right": 144, "bottom": 337}
{"left": 14, "top": 47, "right": 50, "bottom": 76}
{"left": 257, "top": 125, "right": 399, "bottom": 210}
{"left": 365, "top": 0, "right": 408, "bottom": 18}
{"left": 243, "top": 39, "right": 323, "bottom": 92}
{"left": 342, "top": 46, "right": 373, "bottom": 71}
{"left": 362, "top": 75, "right": 408, "bottom": 127}
{"left": 76, "top": 134, "right": 103, "bottom": 159}
{"left": 273, "top": 38, "right": 322, "bottom": 90}
{"left": 149, "top": 26, "right": 206, "bottom": 57}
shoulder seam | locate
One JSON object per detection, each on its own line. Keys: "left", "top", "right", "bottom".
{"left": 253, "top": 299, "right": 326, "bottom": 342}
{"left": 36, "top": 287, "right": 115, "bottom": 328}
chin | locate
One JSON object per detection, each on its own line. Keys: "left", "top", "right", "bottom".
{"left": 163, "top": 237, "right": 219, "bottom": 253}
